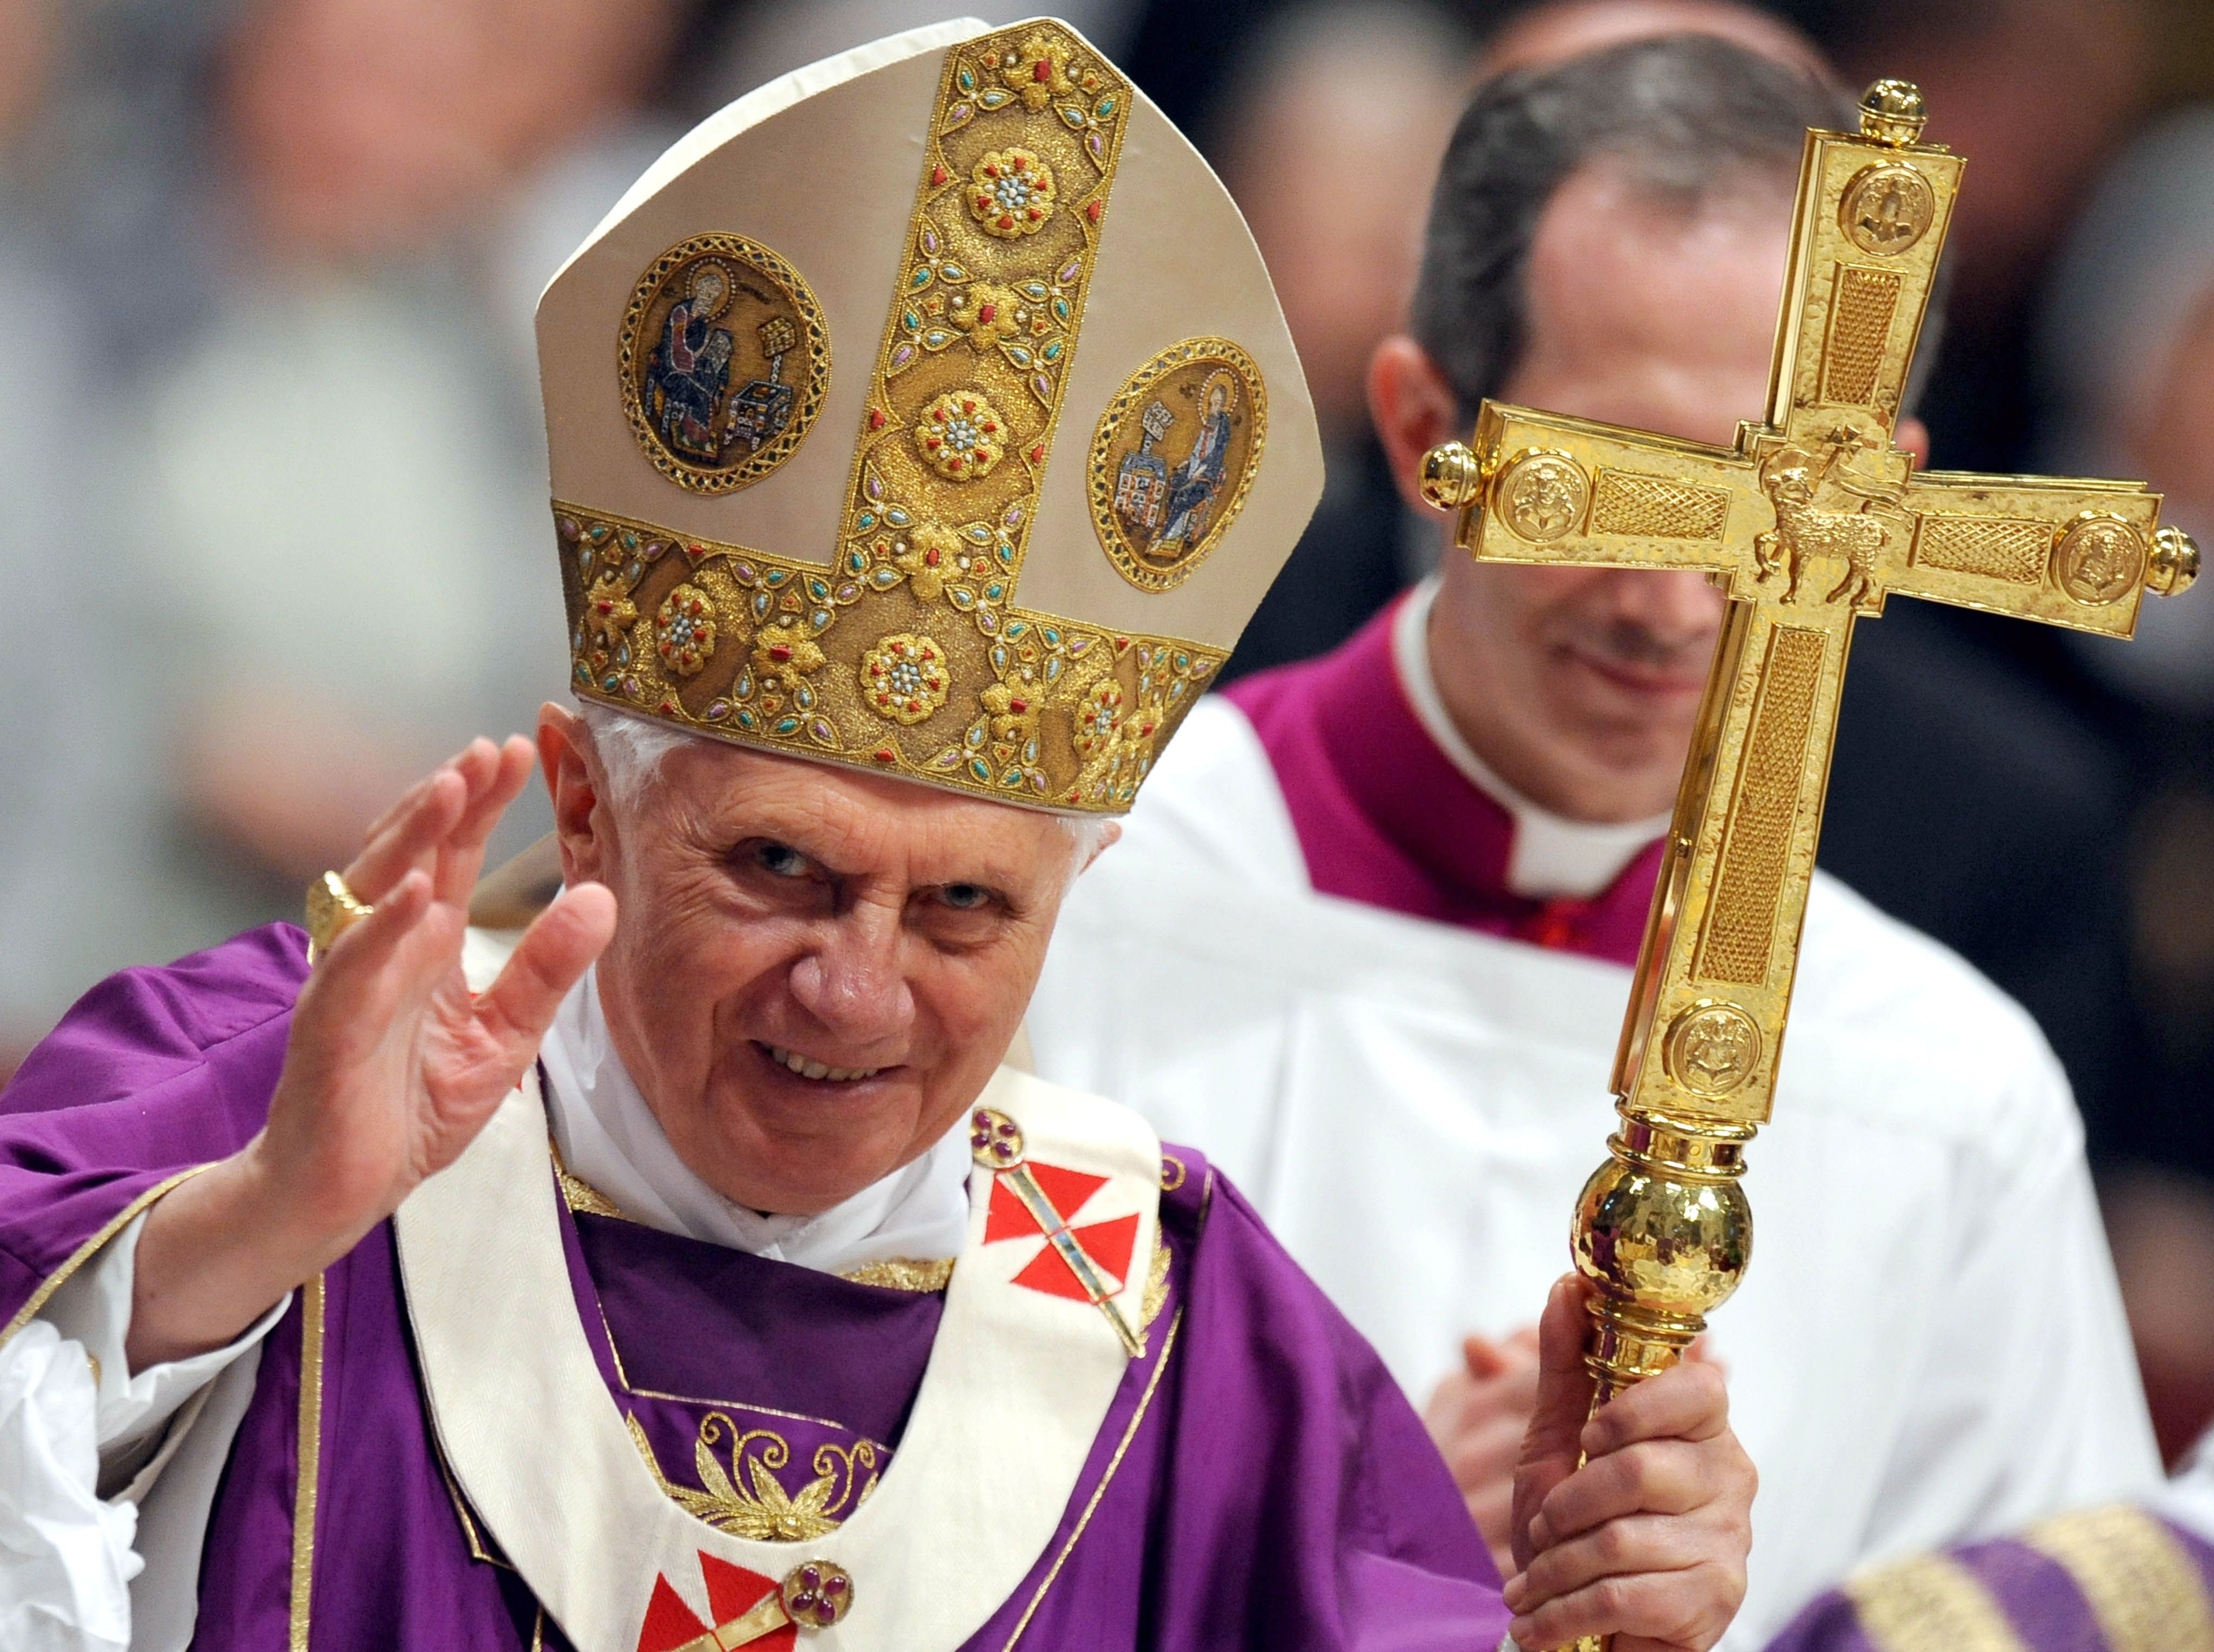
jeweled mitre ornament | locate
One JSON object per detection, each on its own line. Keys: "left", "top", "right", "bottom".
{"left": 538, "top": 18, "right": 1322, "bottom": 813}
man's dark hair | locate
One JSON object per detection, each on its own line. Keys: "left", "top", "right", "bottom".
{"left": 1410, "top": 36, "right": 1856, "bottom": 415}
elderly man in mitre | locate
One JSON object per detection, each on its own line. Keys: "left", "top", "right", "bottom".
{"left": 0, "top": 20, "right": 1757, "bottom": 1652}
{"left": 1024, "top": 14, "right": 2159, "bottom": 1651}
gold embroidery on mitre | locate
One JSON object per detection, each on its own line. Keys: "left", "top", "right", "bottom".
{"left": 2025, "top": 1504, "right": 2214, "bottom": 1652}
{"left": 618, "top": 233, "right": 830, "bottom": 494}
{"left": 625, "top": 1410, "right": 882, "bottom": 1542}
{"left": 1090, "top": 338, "right": 1268, "bottom": 593}
{"left": 562, "top": 23, "right": 1225, "bottom": 812}
{"left": 560, "top": 501, "right": 1218, "bottom": 809}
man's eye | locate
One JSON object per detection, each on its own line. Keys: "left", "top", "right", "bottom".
{"left": 939, "top": 883, "right": 991, "bottom": 911}
{"left": 756, "top": 842, "right": 810, "bottom": 878}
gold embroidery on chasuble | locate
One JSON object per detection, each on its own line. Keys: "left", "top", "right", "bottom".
{"left": 625, "top": 1412, "right": 884, "bottom": 1542}
{"left": 559, "top": 21, "right": 1226, "bottom": 812}
{"left": 1842, "top": 1552, "right": 2030, "bottom": 1652}
{"left": 2025, "top": 1504, "right": 2214, "bottom": 1652}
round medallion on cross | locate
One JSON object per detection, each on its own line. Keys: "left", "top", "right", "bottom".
{"left": 1664, "top": 1003, "right": 1763, "bottom": 1099}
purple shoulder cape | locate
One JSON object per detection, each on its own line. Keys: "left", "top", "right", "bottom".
{"left": 1764, "top": 1504, "right": 2214, "bottom": 1651}
{"left": 0, "top": 927, "right": 1508, "bottom": 1650}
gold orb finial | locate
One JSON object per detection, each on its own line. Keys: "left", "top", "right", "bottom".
{"left": 1859, "top": 78, "right": 1928, "bottom": 145}
{"left": 1418, "top": 441, "right": 1483, "bottom": 512}
{"left": 2150, "top": 524, "right": 2200, "bottom": 598}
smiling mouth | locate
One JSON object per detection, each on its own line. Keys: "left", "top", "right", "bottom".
{"left": 758, "top": 1042, "right": 886, "bottom": 1084}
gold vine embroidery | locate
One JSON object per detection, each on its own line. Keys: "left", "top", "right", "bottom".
{"left": 626, "top": 1411, "right": 881, "bottom": 1542}
{"left": 562, "top": 22, "right": 1221, "bottom": 811}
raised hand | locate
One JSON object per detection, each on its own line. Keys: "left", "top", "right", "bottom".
{"left": 127, "top": 738, "right": 617, "bottom": 1371}
{"left": 1502, "top": 1278, "right": 1755, "bottom": 1652}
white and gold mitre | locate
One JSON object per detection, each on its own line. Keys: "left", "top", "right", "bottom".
{"left": 539, "top": 17, "right": 1322, "bottom": 814}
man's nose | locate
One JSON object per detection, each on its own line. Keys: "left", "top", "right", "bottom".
{"left": 1610, "top": 568, "right": 1726, "bottom": 642}
{"left": 786, "top": 911, "right": 915, "bottom": 1046}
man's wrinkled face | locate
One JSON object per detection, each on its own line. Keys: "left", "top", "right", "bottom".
{"left": 1431, "top": 161, "right": 1795, "bottom": 820}
{"left": 542, "top": 710, "right": 1092, "bottom": 1216}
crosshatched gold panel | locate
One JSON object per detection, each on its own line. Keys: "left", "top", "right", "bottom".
{"left": 1822, "top": 265, "right": 1902, "bottom": 407}
{"left": 1591, "top": 470, "right": 1731, "bottom": 539}
{"left": 1912, "top": 514, "right": 2048, "bottom": 584}
{"left": 1697, "top": 626, "right": 1826, "bottom": 986}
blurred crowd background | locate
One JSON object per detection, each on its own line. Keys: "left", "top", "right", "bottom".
{"left": 5, "top": 0, "right": 2214, "bottom": 1454}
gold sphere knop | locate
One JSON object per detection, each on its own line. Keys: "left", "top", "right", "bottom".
{"left": 1418, "top": 440, "right": 1483, "bottom": 512}
{"left": 2150, "top": 524, "right": 2200, "bottom": 598}
{"left": 1859, "top": 78, "right": 1928, "bottom": 145}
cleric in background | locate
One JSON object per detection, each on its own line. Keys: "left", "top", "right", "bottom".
{"left": 0, "top": 19, "right": 1758, "bottom": 1652}
{"left": 1026, "top": 17, "right": 2158, "bottom": 1649}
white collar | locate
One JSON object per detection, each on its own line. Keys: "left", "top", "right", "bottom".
{"left": 1391, "top": 575, "right": 1671, "bottom": 901}
{"left": 535, "top": 966, "right": 972, "bottom": 1274}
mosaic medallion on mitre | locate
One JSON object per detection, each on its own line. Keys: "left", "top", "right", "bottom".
{"left": 619, "top": 233, "right": 830, "bottom": 493}
{"left": 1090, "top": 338, "right": 1266, "bottom": 592}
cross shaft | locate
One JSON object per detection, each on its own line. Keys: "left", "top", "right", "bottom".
{"left": 1417, "top": 79, "right": 2198, "bottom": 1505}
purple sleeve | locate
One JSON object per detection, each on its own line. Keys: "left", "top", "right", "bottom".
{"left": 0, "top": 924, "right": 306, "bottom": 1326}
{"left": 1763, "top": 1508, "right": 2214, "bottom": 1652}
{"left": 1151, "top": 1164, "right": 1509, "bottom": 1651}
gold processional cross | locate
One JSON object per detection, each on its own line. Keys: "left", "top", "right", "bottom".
{"left": 1417, "top": 78, "right": 2199, "bottom": 1542}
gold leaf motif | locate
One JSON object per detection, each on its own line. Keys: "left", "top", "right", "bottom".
{"left": 1142, "top": 1238, "right": 1172, "bottom": 1331}
{"left": 627, "top": 1411, "right": 876, "bottom": 1543}
{"left": 1002, "top": 34, "right": 1074, "bottom": 110}
{"left": 751, "top": 621, "right": 825, "bottom": 681}
{"left": 895, "top": 522, "right": 963, "bottom": 602}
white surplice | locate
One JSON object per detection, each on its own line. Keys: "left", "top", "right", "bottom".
{"left": 1025, "top": 663, "right": 2162, "bottom": 1650}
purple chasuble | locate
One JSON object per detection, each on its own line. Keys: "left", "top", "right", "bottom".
{"left": 1762, "top": 1509, "right": 2214, "bottom": 1651}
{"left": 1224, "top": 596, "right": 1663, "bottom": 965}
{"left": 0, "top": 927, "right": 1508, "bottom": 1650}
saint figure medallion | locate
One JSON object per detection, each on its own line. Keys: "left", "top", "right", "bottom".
{"left": 619, "top": 234, "right": 830, "bottom": 493}
{"left": 1089, "top": 337, "right": 1265, "bottom": 592}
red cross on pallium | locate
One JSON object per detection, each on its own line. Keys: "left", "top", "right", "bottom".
{"left": 637, "top": 1551, "right": 792, "bottom": 1652}
{"left": 983, "top": 1161, "right": 1139, "bottom": 1302}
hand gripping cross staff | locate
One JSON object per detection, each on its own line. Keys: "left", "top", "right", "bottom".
{"left": 1416, "top": 81, "right": 2199, "bottom": 1652}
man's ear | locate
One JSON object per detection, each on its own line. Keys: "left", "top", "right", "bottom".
{"left": 537, "top": 703, "right": 610, "bottom": 888}
{"left": 1896, "top": 416, "right": 1931, "bottom": 470}
{"left": 1369, "top": 335, "right": 1469, "bottom": 515}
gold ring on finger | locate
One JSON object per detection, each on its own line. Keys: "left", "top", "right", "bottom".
{"left": 305, "top": 870, "right": 375, "bottom": 965}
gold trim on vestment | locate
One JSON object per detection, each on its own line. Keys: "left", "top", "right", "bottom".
{"left": 2025, "top": 1504, "right": 2214, "bottom": 1652}
{"left": 557, "top": 1144, "right": 955, "bottom": 1294}
{"left": 289, "top": 1270, "right": 326, "bottom": 1652}
{"left": 1843, "top": 1551, "right": 2029, "bottom": 1652}
{"left": 843, "top": 1256, "right": 957, "bottom": 1293}
{"left": 996, "top": 1168, "right": 1207, "bottom": 1648}
{"left": 997, "top": 1308, "right": 1183, "bottom": 1650}
{"left": 556, "top": 1160, "right": 630, "bottom": 1221}
{"left": 0, "top": 1165, "right": 212, "bottom": 1347}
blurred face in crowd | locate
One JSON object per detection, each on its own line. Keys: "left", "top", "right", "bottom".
{"left": 224, "top": 0, "right": 678, "bottom": 260}
{"left": 541, "top": 708, "right": 1102, "bottom": 1215}
{"left": 1217, "top": 11, "right": 1469, "bottom": 440}
{"left": 1372, "top": 157, "right": 1929, "bottom": 822}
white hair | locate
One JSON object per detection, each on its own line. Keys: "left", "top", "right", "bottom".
{"left": 573, "top": 701, "right": 1115, "bottom": 881}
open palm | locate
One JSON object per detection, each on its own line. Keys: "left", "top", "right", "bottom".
{"left": 257, "top": 737, "right": 618, "bottom": 1265}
